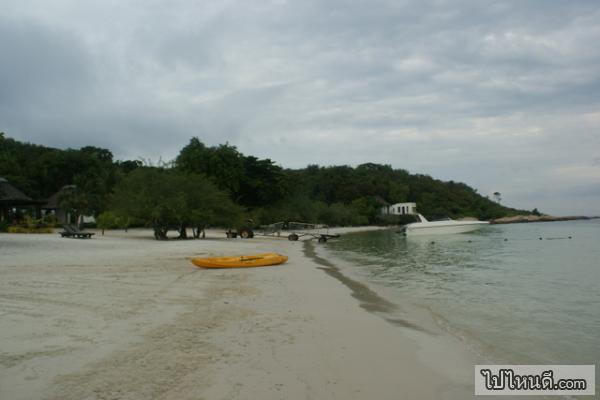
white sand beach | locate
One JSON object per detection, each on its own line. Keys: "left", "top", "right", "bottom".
{"left": 1, "top": 228, "right": 483, "bottom": 399}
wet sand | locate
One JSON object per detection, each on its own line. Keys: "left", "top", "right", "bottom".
{"left": 1, "top": 227, "right": 481, "bottom": 399}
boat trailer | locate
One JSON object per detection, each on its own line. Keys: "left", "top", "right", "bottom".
{"left": 284, "top": 221, "right": 340, "bottom": 243}
{"left": 227, "top": 221, "right": 340, "bottom": 243}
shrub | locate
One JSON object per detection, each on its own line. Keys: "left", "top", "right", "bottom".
{"left": 7, "top": 226, "right": 53, "bottom": 234}
{"left": 43, "top": 213, "right": 58, "bottom": 227}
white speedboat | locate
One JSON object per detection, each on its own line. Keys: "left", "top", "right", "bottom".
{"left": 400, "top": 214, "right": 489, "bottom": 236}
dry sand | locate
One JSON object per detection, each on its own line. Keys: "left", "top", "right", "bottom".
{"left": 1, "top": 227, "right": 484, "bottom": 399}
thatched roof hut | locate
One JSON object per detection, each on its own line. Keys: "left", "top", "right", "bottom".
{"left": 43, "top": 185, "right": 76, "bottom": 209}
{"left": 0, "top": 177, "right": 33, "bottom": 204}
{"left": 41, "top": 185, "right": 80, "bottom": 225}
{"left": 0, "top": 177, "right": 38, "bottom": 222}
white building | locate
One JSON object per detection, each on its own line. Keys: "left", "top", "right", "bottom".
{"left": 381, "top": 202, "right": 417, "bottom": 216}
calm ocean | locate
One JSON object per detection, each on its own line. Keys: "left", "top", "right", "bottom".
{"left": 325, "top": 220, "right": 600, "bottom": 368}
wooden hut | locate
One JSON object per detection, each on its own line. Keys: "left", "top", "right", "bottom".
{"left": 0, "top": 177, "right": 38, "bottom": 222}
{"left": 42, "top": 185, "right": 76, "bottom": 225}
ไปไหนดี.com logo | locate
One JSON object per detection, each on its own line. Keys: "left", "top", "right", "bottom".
{"left": 474, "top": 365, "right": 595, "bottom": 396}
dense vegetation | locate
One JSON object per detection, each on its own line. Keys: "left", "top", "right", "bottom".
{"left": 110, "top": 168, "right": 242, "bottom": 239}
{"left": 1, "top": 132, "right": 530, "bottom": 238}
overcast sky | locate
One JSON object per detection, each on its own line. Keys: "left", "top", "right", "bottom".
{"left": 1, "top": 0, "right": 599, "bottom": 215}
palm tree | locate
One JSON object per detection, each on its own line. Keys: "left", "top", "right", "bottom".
{"left": 493, "top": 192, "right": 502, "bottom": 203}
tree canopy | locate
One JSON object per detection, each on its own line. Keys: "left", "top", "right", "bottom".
{"left": 110, "top": 168, "right": 242, "bottom": 239}
{"left": 176, "top": 137, "right": 288, "bottom": 207}
{"left": 0, "top": 132, "right": 532, "bottom": 236}
{"left": 0, "top": 133, "right": 118, "bottom": 215}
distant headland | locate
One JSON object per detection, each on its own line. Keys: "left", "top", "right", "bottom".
{"left": 490, "top": 215, "right": 598, "bottom": 224}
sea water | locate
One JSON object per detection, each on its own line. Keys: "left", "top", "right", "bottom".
{"left": 326, "top": 220, "right": 600, "bottom": 368}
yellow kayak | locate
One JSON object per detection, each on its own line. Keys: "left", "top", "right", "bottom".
{"left": 191, "top": 253, "right": 288, "bottom": 268}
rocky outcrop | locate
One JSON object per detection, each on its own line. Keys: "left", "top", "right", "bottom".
{"left": 489, "top": 215, "right": 594, "bottom": 224}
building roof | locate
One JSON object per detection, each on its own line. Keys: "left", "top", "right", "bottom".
{"left": 43, "top": 185, "right": 76, "bottom": 209}
{"left": 0, "top": 177, "right": 34, "bottom": 204}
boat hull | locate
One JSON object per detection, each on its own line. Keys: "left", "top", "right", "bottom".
{"left": 405, "top": 221, "right": 489, "bottom": 235}
{"left": 191, "top": 253, "right": 288, "bottom": 268}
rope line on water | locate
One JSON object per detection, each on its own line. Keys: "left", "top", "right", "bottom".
{"left": 424, "top": 236, "right": 574, "bottom": 244}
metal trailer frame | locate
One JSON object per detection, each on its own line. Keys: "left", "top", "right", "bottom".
{"left": 226, "top": 221, "right": 340, "bottom": 243}
{"left": 227, "top": 222, "right": 285, "bottom": 239}
{"left": 256, "top": 222, "right": 286, "bottom": 237}
{"left": 285, "top": 221, "right": 340, "bottom": 243}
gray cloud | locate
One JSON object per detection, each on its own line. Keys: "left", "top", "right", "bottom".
{"left": 0, "top": 16, "right": 92, "bottom": 126}
{"left": 1, "top": 0, "right": 600, "bottom": 215}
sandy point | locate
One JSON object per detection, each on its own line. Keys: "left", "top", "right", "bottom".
{"left": 1, "top": 227, "right": 485, "bottom": 399}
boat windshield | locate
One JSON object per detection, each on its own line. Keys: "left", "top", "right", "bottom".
{"left": 416, "top": 213, "right": 428, "bottom": 222}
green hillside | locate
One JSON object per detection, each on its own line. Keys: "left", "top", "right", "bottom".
{"left": 1, "top": 133, "right": 531, "bottom": 232}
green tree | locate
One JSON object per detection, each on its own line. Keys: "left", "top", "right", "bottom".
{"left": 58, "top": 185, "right": 89, "bottom": 227}
{"left": 176, "top": 137, "right": 288, "bottom": 207}
{"left": 238, "top": 156, "right": 288, "bottom": 207}
{"left": 2, "top": 133, "right": 533, "bottom": 227}
{"left": 350, "top": 197, "right": 379, "bottom": 224}
{"left": 0, "top": 134, "right": 118, "bottom": 205}
{"left": 176, "top": 138, "right": 244, "bottom": 197}
{"left": 96, "top": 211, "right": 131, "bottom": 235}
{"left": 110, "top": 168, "right": 242, "bottom": 240}
{"left": 388, "top": 182, "right": 409, "bottom": 203}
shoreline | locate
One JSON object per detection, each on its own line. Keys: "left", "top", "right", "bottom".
{"left": 319, "top": 223, "right": 600, "bottom": 396}
{"left": 312, "top": 231, "right": 514, "bottom": 367}
{"left": 2, "top": 227, "right": 483, "bottom": 399}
